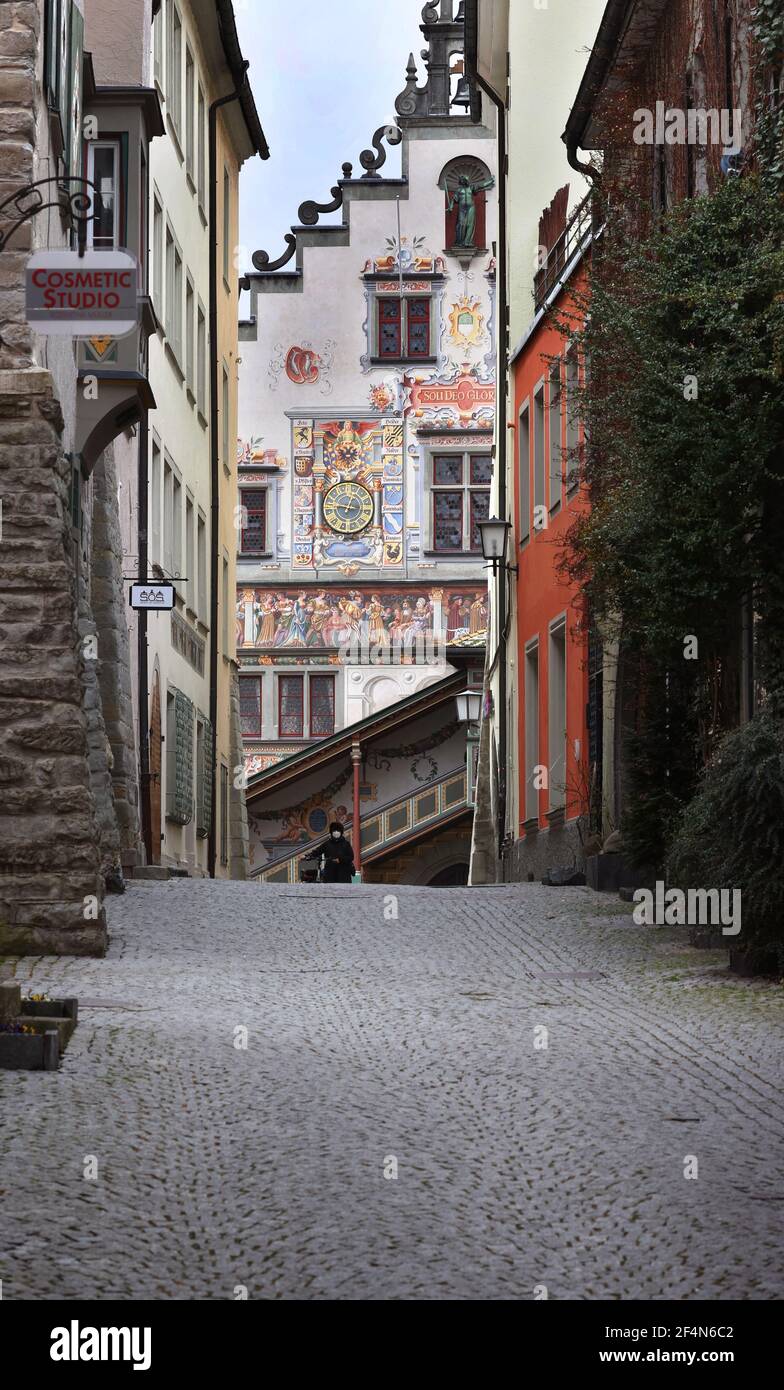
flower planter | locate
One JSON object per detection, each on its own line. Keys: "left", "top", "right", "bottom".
{"left": 0, "top": 1028, "right": 59, "bottom": 1071}
{"left": 0, "top": 986, "right": 78, "bottom": 1069}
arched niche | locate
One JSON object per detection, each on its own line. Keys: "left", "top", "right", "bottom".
{"left": 438, "top": 156, "right": 494, "bottom": 256}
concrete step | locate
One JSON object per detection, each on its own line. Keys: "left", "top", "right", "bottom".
{"left": 130, "top": 866, "right": 171, "bottom": 882}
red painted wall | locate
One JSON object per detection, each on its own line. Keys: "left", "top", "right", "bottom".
{"left": 512, "top": 264, "right": 590, "bottom": 841}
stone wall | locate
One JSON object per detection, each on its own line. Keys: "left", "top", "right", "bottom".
{"left": 503, "top": 815, "right": 588, "bottom": 884}
{"left": 0, "top": 370, "right": 107, "bottom": 955}
{"left": 91, "top": 439, "right": 142, "bottom": 870}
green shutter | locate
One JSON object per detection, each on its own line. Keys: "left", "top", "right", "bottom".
{"left": 170, "top": 690, "right": 194, "bottom": 825}
{"left": 197, "top": 716, "right": 213, "bottom": 839}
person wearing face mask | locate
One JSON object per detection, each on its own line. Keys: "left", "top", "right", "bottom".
{"left": 315, "top": 821, "right": 356, "bottom": 884}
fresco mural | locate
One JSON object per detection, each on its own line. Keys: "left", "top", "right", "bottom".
{"left": 237, "top": 585, "right": 488, "bottom": 651}
{"left": 268, "top": 339, "right": 337, "bottom": 395}
{"left": 362, "top": 233, "right": 445, "bottom": 276}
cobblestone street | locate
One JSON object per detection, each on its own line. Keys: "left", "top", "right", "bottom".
{"left": 1, "top": 881, "right": 783, "bottom": 1301}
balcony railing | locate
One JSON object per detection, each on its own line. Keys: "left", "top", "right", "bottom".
{"left": 534, "top": 192, "right": 594, "bottom": 313}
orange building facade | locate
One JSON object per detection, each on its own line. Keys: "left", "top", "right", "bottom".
{"left": 507, "top": 237, "right": 596, "bottom": 881}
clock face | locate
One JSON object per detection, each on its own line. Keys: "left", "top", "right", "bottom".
{"left": 323, "top": 481, "right": 374, "bottom": 535}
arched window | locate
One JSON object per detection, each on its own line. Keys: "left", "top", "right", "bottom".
{"left": 438, "top": 156, "right": 494, "bottom": 255}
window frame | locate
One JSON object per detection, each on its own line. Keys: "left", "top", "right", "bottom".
{"left": 548, "top": 360, "right": 562, "bottom": 515}
{"left": 518, "top": 400, "right": 531, "bottom": 546}
{"left": 309, "top": 673, "right": 336, "bottom": 737}
{"left": 86, "top": 139, "right": 121, "bottom": 251}
{"left": 239, "top": 487, "right": 267, "bottom": 556}
{"left": 278, "top": 673, "right": 305, "bottom": 739}
{"left": 185, "top": 44, "right": 195, "bottom": 183}
{"left": 429, "top": 448, "right": 492, "bottom": 554}
{"left": 239, "top": 674, "right": 263, "bottom": 739}
{"left": 375, "top": 293, "right": 434, "bottom": 363}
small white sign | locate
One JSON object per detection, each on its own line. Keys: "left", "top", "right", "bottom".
{"left": 129, "top": 584, "right": 176, "bottom": 611}
{"left": 26, "top": 248, "right": 138, "bottom": 336}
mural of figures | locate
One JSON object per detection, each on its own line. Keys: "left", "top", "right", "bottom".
{"left": 239, "top": 586, "right": 488, "bottom": 650}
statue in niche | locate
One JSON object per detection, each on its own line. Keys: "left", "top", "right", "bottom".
{"left": 447, "top": 172, "right": 496, "bottom": 249}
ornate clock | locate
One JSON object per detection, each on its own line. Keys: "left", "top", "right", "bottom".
{"left": 323, "top": 481, "right": 374, "bottom": 535}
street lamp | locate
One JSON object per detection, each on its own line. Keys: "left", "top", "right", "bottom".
{"left": 478, "top": 516, "right": 517, "bottom": 574}
{"left": 456, "top": 690, "right": 482, "bottom": 724}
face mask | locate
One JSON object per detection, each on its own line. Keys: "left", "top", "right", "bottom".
{"left": 331, "top": 831, "right": 341, "bottom": 840}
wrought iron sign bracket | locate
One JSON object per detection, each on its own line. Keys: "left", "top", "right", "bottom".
{"left": 0, "top": 176, "right": 100, "bottom": 256}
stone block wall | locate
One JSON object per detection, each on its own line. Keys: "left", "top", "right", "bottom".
{"left": 0, "top": 369, "right": 107, "bottom": 955}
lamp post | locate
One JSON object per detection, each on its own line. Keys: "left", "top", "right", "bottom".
{"left": 456, "top": 688, "right": 483, "bottom": 806}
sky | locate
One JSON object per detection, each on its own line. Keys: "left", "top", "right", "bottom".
{"left": 235, "top": 0, "right": 426, "bottom": 278}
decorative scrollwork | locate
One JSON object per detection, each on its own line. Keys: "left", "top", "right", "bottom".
{"left": 0, "top": 176, "right": 99, "bottom": 254}
{"left": 359, "top": 124, "right": 403, "bottom": 179}
{"left": 298, "top": 184, "right": 343, "bottom": 226}
{"left": 395, "top": 54, "right": 428, "bottom": 118}
{"left": 422, "top": 1, "right": 440, "bottom": 21}
{"left": 250, "top": 233, "right": 297, "bottom": 274}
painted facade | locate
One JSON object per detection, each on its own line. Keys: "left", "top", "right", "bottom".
{"left": 237, "top": 0, "right": 496, "bottom": 772}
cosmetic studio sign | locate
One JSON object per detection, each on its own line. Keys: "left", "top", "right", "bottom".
{"left": 25, "top": 249, "right": 138, "bottom": 336}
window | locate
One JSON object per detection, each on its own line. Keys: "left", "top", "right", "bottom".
{"left": 185, "top": 494, "right": 194, "bottom": 610}
{"left": 222, "top": 364, "right": 230, "bottom": 467}
{"left": 153, "top": 195, "right": 163, "bottom": 314}
{"left": 166, "top": 1, "right": 182, "bottom": 134}
{"left": 377, "top": 296, "right": 432, "bottom": 360}
{"left": 197, "top": 83, "right": 206, "bottom": 208}
{"left": 185, "top": 274, "right": 194, "bottom": 393}
{"left": 533, "top": 384, "right": 545, "bottom": 526}
{"left": 309, "top": 675, "right": 335, "bottom": 737}
{"left": 87, "top": 141, "right": 120, "bottom": 250}
{"left": 240, "top": 489, "right": 266, "bottom": 554}
{"left": 220, "top": 764, "right": 229, "bottom": 866}
{"left": 240, "top": 675, "right": 263, "bottom": 738}
{"left": 165, "top": 226, "right": 174, "bottom": 341}
{"left": 197, "top": 513, "right": 206, "bottom": 617}
{"left": 278, "top": 675, "right": 304, "bottom": 738}
{"left": 163, "top": 458, "right": 174, "bottom": 576}
{"left": 431, "top": 451, "right": 491, "bottom": 552}
{"left": 524, "top": 640, "right": 539, "bottom": 822}
{"left": 151, "top": 437, "right": 161, "bottom": 564}
{"left": 153, "top": 1, "right": 163, "bottom": 86}
{"left": 548, "top": 362, "right": 562, "bottom": 513}
{"left": 222, "top": 167, "right": 230, "bottom": 284}
{"left": 221, "top": 555, "right": 229, "bottom": 654}
{"left": 548, "top": 618, "right": 567, "bottom": 811}
{"left": 172, "top": 473, "right": 182, "bottom": 577}
{"left": 172, "top": 245, "right": 182, "bottom": 361}
{"left": 197, "top": 300, "right": 206, "bottom": 417}
{"left": 519, "top": 402, "right": 530, "bottom": 545}
{"left": 139, "top": 147, "right": 148, "bottom": 293}
{"left": 565, "top": 348, "right": 580, "bottom": 491}
{"left": 185, "top": 46, "right": 194, "bottom": 180}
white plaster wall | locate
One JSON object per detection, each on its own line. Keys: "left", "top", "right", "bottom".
{"left": 507, "top": 0, "right": 605, "bottom": 345}
{"left": 146, "top": 3, "right": 216, "bottom": 871}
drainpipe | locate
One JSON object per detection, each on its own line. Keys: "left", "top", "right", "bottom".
{"left": 207, "top": 72, "right": 247, "bottom": 878}
{"left": 469, "top": 39, "right": 509, "bottom": 865}
{"left": 137, "top": 409, "right": 152, "bottom": 863}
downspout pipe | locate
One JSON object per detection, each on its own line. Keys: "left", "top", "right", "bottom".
{"left": 465, "top": 0, "right": 509, "bottom": 864}
{"left": 208, "top": 71, "right": 248, "bottom": 878}
{"left": 137, "top": 409, "right": 151, "bottom": 863}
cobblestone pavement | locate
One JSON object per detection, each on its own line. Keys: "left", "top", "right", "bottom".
{"left": 1, "top": 881, "right": 783, "bottom": 1301}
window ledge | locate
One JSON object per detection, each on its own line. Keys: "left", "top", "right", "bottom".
{"left": 197, "top": 409, "right": 208, "bottom": 429}
{"left": 223, "top": 276, "right": 232, "bottom": 296}
{"left": 186, "top": 385, "right": 196, "bottom": 407}
{"left": 522, "top": 817, "right": 539, "bottom": 834}
{"left": 198, "top": 202, "right": 207, "bottom": 228}
{"left": 186, "top": 169, "right": 196, "bottom": 196}
{"left": 238, "top": 552, "right": 273, "bottom": 561}
{"left": 166, "top": 114, "right": 184, "bottom": 164}
{"left": 546, "top": 805, "right": 565, "bottom": 827}
{"left": 370, "top": 356, "right": 437, "bottom": 368}
{"left": 422, "top": 549, "right": 483, "bottom": 559}
{"left": 164, "top": 340, "right": 185, "bottom": 382}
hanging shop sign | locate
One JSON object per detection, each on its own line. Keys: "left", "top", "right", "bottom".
{"left": 129, "top": 584, "right": 176, "bottom": 612}
{"left": 26, "top": 249, "right": 139, "bottom": 336}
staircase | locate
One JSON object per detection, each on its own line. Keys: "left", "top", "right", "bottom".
{"left": 252, "top": 767, "right": 470, "bottom": 884}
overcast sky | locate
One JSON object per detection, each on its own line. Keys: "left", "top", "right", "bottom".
{"left": 235, "top": 0, "right": 426, "bottom": 275}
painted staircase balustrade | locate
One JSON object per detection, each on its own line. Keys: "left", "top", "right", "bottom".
{"left": 254, "top": 766, "right": 469, "bottom": 883}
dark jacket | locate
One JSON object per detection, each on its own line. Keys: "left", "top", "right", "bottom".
{"left": 317, "top": 834, "right": 355, "bottom": 883}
